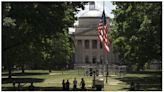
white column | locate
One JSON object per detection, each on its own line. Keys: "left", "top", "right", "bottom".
{"left": 97, "top": 40, "right": 100, "bottom": 64}
{"left": 82, "top": 40, "right": 84, "bottom": 64}
{"left": 82, "top": 40, "right": 84, "bottom": 48}
{"left": 74, "top": 40, "right": 78, "bottom": 65}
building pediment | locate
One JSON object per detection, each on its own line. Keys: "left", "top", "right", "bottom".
{"left": 75, "top": 28, "right": 98, "bottom": 36}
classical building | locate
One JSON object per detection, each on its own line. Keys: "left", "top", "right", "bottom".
{"left": 70, "top": 2, "right": 120, "bottom": 67}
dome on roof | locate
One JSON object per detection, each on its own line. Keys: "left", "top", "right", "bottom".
{"left": 79, "top": 10, "right": 102, "bottom": 18}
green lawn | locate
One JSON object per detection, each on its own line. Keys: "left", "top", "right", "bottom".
{"left": 2, "top": 69, "right": 162, "bottom": 91}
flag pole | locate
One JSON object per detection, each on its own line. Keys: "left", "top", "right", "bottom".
{"left": 102, "top": 1, "right": 108, "bottom": 84}
{"left": 102, "top": 1, "right": 106, "bottom": 83}
{"left": 103, "top": 1, "right": 105, "bottom": 10}
{"left": 106, "top": 19, "right": 109, "bottom": 84}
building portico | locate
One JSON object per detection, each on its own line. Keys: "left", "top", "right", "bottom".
{"left": 70, "top": 2, "right": 120, "bottom": 67}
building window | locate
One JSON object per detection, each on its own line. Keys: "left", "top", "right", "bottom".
{"left": 85, "top": 40, "right": 89, "bottom": 49}
{"left": 92, "top": 56, "right": 96, "bottom": 64}
{"left": 85, "top": 56, "right": 89, "bottom": 64}
{"left": 92, "top": 40, "right": 97, "bottom": 49}
{"left": 77, "top": 40, "right": 82, "bottom": 47}
{"left": 100, "top": 42, "right": 103, "bottom": 49}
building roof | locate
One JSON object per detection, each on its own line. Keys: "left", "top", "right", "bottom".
{"left": 79, "top": 9, "right": 102, "bottom": 18}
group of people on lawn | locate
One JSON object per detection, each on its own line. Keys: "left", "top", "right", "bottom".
{"left": 62, "top": 78, "right": 86, "bottom": 91}
{"left": 13, "top": 78, "right": 86, "bottom": 91}
{"left": 13, "top": 81, "right": 35, "bottom": 91}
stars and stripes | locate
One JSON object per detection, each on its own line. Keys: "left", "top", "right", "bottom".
{"left": 97, "top": 11, "right": 110, "bottom": 53}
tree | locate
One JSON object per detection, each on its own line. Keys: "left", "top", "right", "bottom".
{"left": 2, "top": 2, "right": 86, "bottom": 78}
{"left": 111, "top": 2, "right": 161, "bottom": 71}
{"left": 41, "top": 31, "right": 73, "bottom": 72}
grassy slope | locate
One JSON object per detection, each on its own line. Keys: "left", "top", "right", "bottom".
{"left": 2, "top": 69, "right": 162, "bottom": 91}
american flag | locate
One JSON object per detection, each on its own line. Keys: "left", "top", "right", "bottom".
{"left": 97, "top": 11, "right": 110, "bottom": 53}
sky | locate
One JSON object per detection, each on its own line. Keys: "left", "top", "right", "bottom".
{"left": 76, "top": 1, "right": 116, "bottom": 18}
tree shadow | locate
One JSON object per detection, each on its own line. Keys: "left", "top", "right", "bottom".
{"left": 2, "top": 72, "right": 49, "bottom": 76}
{"left": 128, "top": 71, "right": 162, "bottom": 75}
{"left": 115, "top": 71, "right": 162, "bottom": 91}
{"left": 2, "top": 78, "right": 44, "bottom": 84}
{"left": 2, "top": 86, "right": 97, "bottom": 91}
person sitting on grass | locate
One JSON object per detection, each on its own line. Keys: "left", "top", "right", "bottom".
{"left": 73, "top": 78, "right": 77, "bottom": 90}
{"left": 29, "top": 82, "right": 35, "bottom": 91}
{"left": 80, "top": 78, "right": 86, "bottom": 90}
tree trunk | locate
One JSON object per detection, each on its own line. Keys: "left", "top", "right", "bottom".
{"left": 136, "top": 66, "right": 140, "bottom": 71}
{"left": 8, "top": 65, "right": 12, "bottom": 79}
{"left": 21, "top": 64, "right": 25, "bottom": 74}
{"left": 127, "top": 64, "right": 132, "bottom": 72}
{"left": 147, "top": 62, "right": 150, "bottom": 69}
{"left": 136, "top": 63, "right": 145, "bottom": 71}
{"left": 49, "top": 69, "right": 52, "bottom": 73}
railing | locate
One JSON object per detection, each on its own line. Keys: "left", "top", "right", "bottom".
{"left": 74, "top": 64, "right": 127, "bottom": 77}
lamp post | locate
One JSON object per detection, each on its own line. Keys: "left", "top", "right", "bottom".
{"left": 92, "top": 70, "right": 96, "bottom": 88}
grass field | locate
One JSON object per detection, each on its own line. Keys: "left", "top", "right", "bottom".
{"left": 2, "top": 69, "right": 162, "bottom": 91}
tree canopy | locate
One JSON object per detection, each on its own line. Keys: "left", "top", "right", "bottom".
{"left": 111, "top": 2, "right": 162, "bottom": 71}
{"left": 2, "top": 2, "right": 86, "bottom": 78}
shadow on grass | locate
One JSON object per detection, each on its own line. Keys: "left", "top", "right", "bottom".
{"left": 128, "top": 71, "right": 162, "bottom": 75}
{"left": 116, "top": 71, "right": 162, "bottom": 91}
{"left": 2, "top": 78, "right": 44, "bottom": 84}
{"left": 2, "top": 72, "right": 49, "bottom": 76}
{"left": 2, "top": 86, "right": 97, "bottom": 91}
